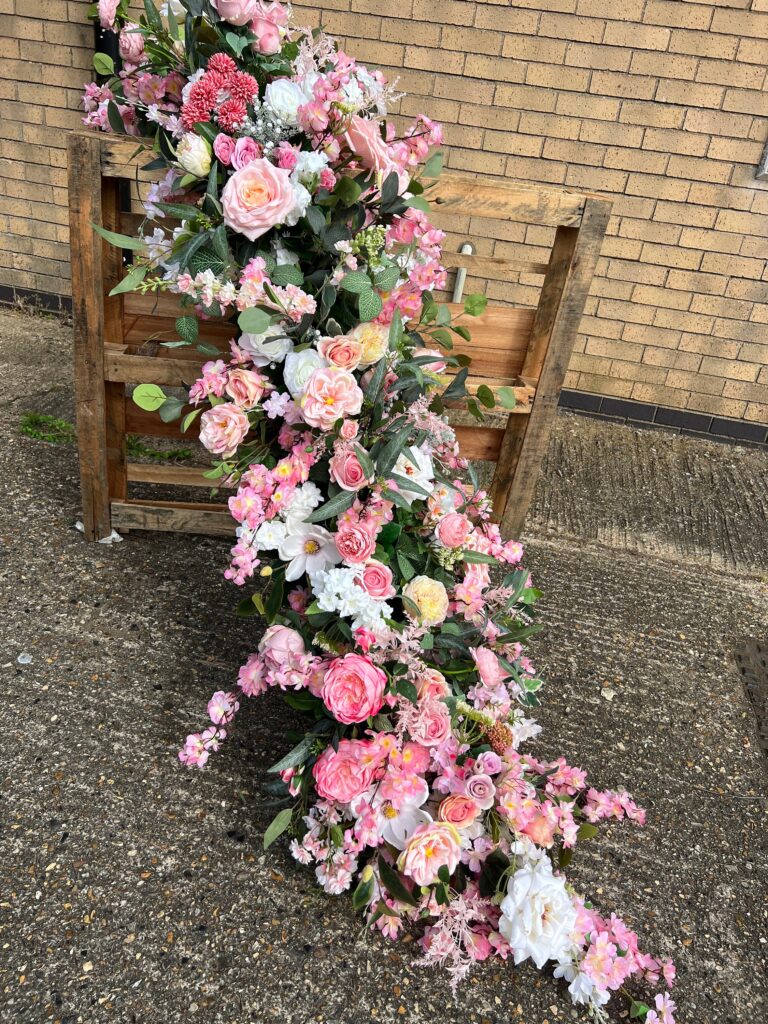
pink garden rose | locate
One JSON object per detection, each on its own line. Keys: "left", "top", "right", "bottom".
{"left": 344, "top": 115, "right": 392, "bottom": 177}
{"left": 329, "top": 449, "right": 370, "bottom": 492}
{"left": 397, "top": 821, "right": 462, "bottom": 887}
{"left": 225, "top": 367, "right": 267, "bottom": 409}
{"left": 335, "top": 520, "right": 377, "bottom": 564}
{"left": 119, "top": 24, "right": 145, "bottom": 64}
{"left": 258, "top": 624, "right": 305, "bottom": 670}
{"left": 321, "top": 653, "right": 386, "bottom": 724}
{"left": 409, "top": 697, "right": 451, "bottom": 747}
{"left": 436, "top": 512, "right": 472, "bottom": 549}
{"left": 98, "top": 0, "right": 119, "bottom": 30}
{"left": 301, "top": 367, "right": 363, "bottom": 430}
{"left": 339, "top": 419, "right": 359, "bottom": 441}
{"left": 464, "top": 773, "right": 496, "bottom": 810}
{"left": 213, "top": 0, "right": 259, "bottom": 26}
{"left": 231, "top": 136, "right": 262, "bottom": 170}
{"left": 438, "top": 794, "right": 480, "bottom": 829}
{"left": 313, "top": 738, "right": 378, "bottom": 803}
{"left": 213, "top": 133, "right": 236, "bottom": 166}
{"left": 251, "top": 1, "right": 288, "bottom": 54}
{"left": 416, "top": 667, "right": 450, "bottom": 700}
{"left": 471, "top": 647, "right": 509, "bottom": 689}
{"left": 317, "top": 335, "right": 363, "bottom": 372}
{"left": 199, "top": 403, "right": 250, "bottom": 455}
{"left": 359, "top": 559, "right": 396, "bottom": 600}
{"left": 221, "top": 158, "right": 295, "bottom": 241}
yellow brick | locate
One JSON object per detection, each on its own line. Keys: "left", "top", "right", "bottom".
{"left": 442, "top": 26, "right": 503, "bottom": 56}
{"left": 576, "top": 0, "right": 645, "bottom": 18}
{"left": 620, "top": 100, "right": 685, "bottom": 129}
{"left": 459, "top": 103, "right": 520, "bottom": 131}
{"left": 630, "top": 382, "right": 690, "bottom": 409}
{"left": 475, "top": 6, "right": 539, "bottom": 33}
{"left": 527, "top": 63, "right": 591, "bottom": 91}
{"left": 542, "top": 138, "right": 606, "bottom": 165}
{"left": 610, "top": 360, "right": 668, "bottom": 385}
{"left": 567, "top": 41, "right": 631, "bottom": 72}
{"left": 723, "top": 88, "right": 768, "bottom": 115}
{"left": 644, "top": 0, "right": 713, "bottom": 30}
{"left": 578, "top": 373, "right": 635, "bottom": 398}
{"left": 708, "top": 137, "right": 764, "bottom": 164}
{"left": 606, "top": 259, "right": 667, "bottom": 286}
{"left": 666, "top": 369, "right": 724, "bottom": 395}
{"left": 446, "top": 150, "right": 507, "bottom": 176}
{"left": 591, "top": 276, "right": 634, "bottom": 301}
{"left": 521, "top": 111, "right": 581, "bottom": 141}
{"left": 590, "top": 71, "right": 657, "bottom": 100}
{"left": 722, "top": 380, "right": 768, "bottom": 404}
{"left": 632, "top": 283, "right": 691, "bottom": 311}
{"left": 736, "top": 37, "right": 768, "bottom": 64}
{"left": 436, "top": 76, "right": 492, "bottom": 104}
{"left": 570, "top": 352, "right": 614, "bottom": 376}
{"left": 656, "top": 78, "right": 724, "bottom": 109}
{"left": 643, "top": 128, "right": 710, "bottom": 158}
{"left": 712, "top": 7, "right": 768, "bottom": 37}
{"left": 579, "top": 120, "right": 644, "bottom": 148}
{"left": 623, "top": 323, "right": 682, "bottom": 350}
{"left": 684, "top": 108, "right": 753, "bottom": 136}
{"left": 629, "top": 50, "right": 698, "bottom": 80}
{"left": 695, "top": 58, "right": 765, "bottom": 89}
{"left": 701, "top": 252, "right": 765, "bottom": 279}
{"left": 496, "top": 83, "right": 559, "bottom": 112}
{"left": 642, "top": 348, "right": 702, "bottom": 373}
{"left": 655, "top": 308, "right": 715, "bottom": 334}
{"left": 582, "top": 314, "right": 625, "bottom": 340}
{"left": 565, "top": 164, "right": 628, "bottom": 192}
{"left": 603, "top": 147, "right": 669, "bottom": 174}
{"left": 503, "top": 34, "right": 568, "bottom": 64}
{"left": 689, "top": 182, "right": 753, "bottom": 211}
{"left": 404, "top": 45, "right": 463, "bottom": 75}
{"left": 380, "top": 19, "right": 440, "bottom": 47}
{"left": 484, "top": 132, "right": 543, "bottom": 158}
{"left": 556, "top": 93, "right": 620, "bottom": 120}
{"left": 412, "top": 0, "right": 473, "bottom": 26}
{"left": 585, "top": 337, "right": 645, "bottom": 362}
{"left": 670, "top": 29, "right": 739, "bottom": 60}
{"left": 667, "top": 270, "right": 727, "bottom": 295}
{"left": 505, "top": 155, "right": 568, "bottom": 184}
{"left": 597, "top": 298, "right": 655, "bottom": 325}
{"left": 679, "top": 334, "right": 740, "bottom": 360}
{"left": 685, "top": 394, "right": 747, "bottom": 418}
{"left": 539, "top": 13, "right": 605, "bottom": 43}
{"left": 604, "top": 22, "right": 670, "bottom": 50}
{"left": 626, "top": 173, "right": 690, "bottom": 202}
{"left": 690, "top": 294, "right": 753, "bottom": 320}
{"left": 745, "top": 402, "right": 768, "bottom": 423}
{"left": 700, "top": 357, "right": 760, "bottom": 382}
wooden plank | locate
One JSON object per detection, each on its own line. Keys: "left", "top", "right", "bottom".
{"left": 125, "top": 402, "right": 192, "bottom": 438}
{"left": 493, "top": 197, "right": 612, "bottom": 537}
{"left": 106, "top": 348, "right": 208, "bottom": 385}
{"left": 111, "top": 500, "right": 234, "bottom": 536}
{"left": 444, "top": 305, "right": 534, "bottom": 381}
{"left": 127, "top": 463, "right": 231, "bottom": 488}
{"left": 453, "top": 425, "right": 503, "bottom": 462}
{"left": 68, "top": 132, "right": 112, "bottom": 542}
{"left": 97, "top": 134, "right": 154, "bottom": 179}
{"left": 442, "top": 251, "right": 548, "bottom": 278}
{"left": 430, "top": 174, "right": 589, "bottom": 227}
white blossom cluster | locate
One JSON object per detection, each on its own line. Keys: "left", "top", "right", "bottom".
{"left": 309, "top": 566, "right": 392, "bottom": 631}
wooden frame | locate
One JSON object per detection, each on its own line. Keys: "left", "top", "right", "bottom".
{"left": 67, "top": 130, "right": 610, "bottom": 541}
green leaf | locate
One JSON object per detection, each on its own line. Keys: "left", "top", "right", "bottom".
{"left": 189, "top": 247, "right": 225, "bottom": 276}
{"left": 405, "top": 195, "right": 430, "bottom": 213}
{"left": 476, "top": 384, "right": 495, "bottom": 409}
{"left": 158, "top": 395, "right": 185, "bottom": 423}
{"left": 352, "top": 871, "right": 376, "bottom": 910}
{"left": 272, "top": 263, "right": 304, "bottom": 287}
{"left": 181, "top": 408, "right": 201, "bottom": 433}
{"left": 381, "top": 487, "right": 412, "bottom": 511}
{"left": 305, "top": 205, "right": 326, "bottom": 235}
{"left": 109, "top": 263, "right": 148, "bottom": 296}
{"left": 196, "top": 342, "right": 221, "bottom": 356}
{"left": 497, "top": 386, "right": 517, "bottom": 410}
{"left": 376, "top": 424, "right": 413, "bottom": 476}
{"left": 268, "top": 735, "right": 316, "bottom": 774}
{"left": 238, "top": 307, "right": 272, "bottom": 335}
{"left": 380, "top": 171, "right": 400, "bottom": 207}
{"left": 263, "top": 807, "right": 293, "bottom": 850}
{"left": 91, "top": 223, "right": 146, "bottom": 252}
{"left": 630, "top": 1002, "right": 651, "bottom": 1020}
{"left": 354, "top": 445, "right": 375, "bottom": 479}
{"left": 93, "top": 52, "right": 115, "bottom": 76}
{"left": 452, "top": 324, "right": 471, "bottom": 342}
{"left": 377, "top": 856, "right": 419, "bottom": 908}
{"left": 339, "top": 270, "right": 372, "bottom": 294}
{"left": 106, "top": 100, "right": 125, "bottom": 134}
{"left": 387, "top": 472, "right": 430, "bottom": 499}
{"left": 303, "top": 488, "right": 356, "bottom": 523}
{"left": 131, "top": 383, "right": 166, "bottom": 412}
{"left": 374, "top": 265, "right": 400, "bottom": 291}
{"left": 559, "top": 846, "right": 574, "bottom": 870}
{"left": 395, "top": 677, "right": 418, "bottom": 703}
{"left": 464, "top": 293, "right": 488, "bottom": 317}
{"left": 175, "top": 315, "right": 199, "bottom": 343}
{"left": 334, "top": 175, "right": 362, "bottom": 206}
{"left": 422, "top": 151, "right": 443, "bottom": 179}
{"left": 437, "top": 864, "right": 451, "bottom": 885}
{"left": 577, "top": 823, "right": 599, "bottom": 842}
{"left": 462, "top": 550, "right": 497, "bottom": 565}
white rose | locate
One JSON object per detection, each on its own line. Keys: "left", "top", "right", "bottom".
{"left": 263, "top": 79, "right": 307, "bottom": 125}
{"left": 239, "top": 325, "right": 294, "bottom": 367}
{"left": 282, "top": 482, "right": 323, "bottom": 525}
{"left": 392, "top": 446, "right": 434, "bottom": 503}
{"left": 284, "top": 181, "right": 311, "bottom": 227}
{"left": 498, "top": 855, "right": 578, "bottom": 971}
{"left": 283, "top": 349, "right": 326, "bottom": 399}
{"left": 177, "top": 133, "right": 211, "bottom": 178}
{"left": 292, "top": 149, "right": 330, "bottom": 186}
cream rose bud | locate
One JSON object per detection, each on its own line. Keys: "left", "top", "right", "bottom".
{"left": 238, "top": 325, "right": 293, "bottom": 366}
{"left": 177, "top": 133, "right": 212, "bottom": 178}
{"left": 349, "top": 322, "right": 389, "bottom": 367}
{"left": 283, "top": 348, "right": 326, "bottom": 398}
{"left": 263, "top": 79, "right": 306, "bottom": 125}
{"left": 402, "top": 575, "right": 449, "bottom": 627}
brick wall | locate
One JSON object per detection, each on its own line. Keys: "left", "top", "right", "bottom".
{"left": 1, "top": 1, "right": 767, "bottom": 424}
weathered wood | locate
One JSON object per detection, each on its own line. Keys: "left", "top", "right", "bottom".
{"left": 105, "top": 348, "right": 208, "bottom": 386}
{"left": 493, "top": 198, "right": 612, "bottom": 536}
{"left": 68, "top": 132, "right": 112, "bottom": 541}
{"left": 111, "top": 500, "right": 234, "bottom": 536}
{"left": 444, "top": 305, "right": 534, "bottom": 381}
{"left": 430, "top": 174, "right": 590, "bottom": 227}
{"left": 453, "top": 425, "right": 503, "bottom": 462}
{"left": 125, "top": 403, "right": 193, "bottom": 438}
{"left": 126, "top": 463, "right": 231, "bottom": 488}
{"left": 442, "top": 251, "right": 548, "bottom": 278}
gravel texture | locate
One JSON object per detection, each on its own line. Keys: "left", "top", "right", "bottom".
{"left": 0, "top": 309, "right": 767, "bottom": 1024}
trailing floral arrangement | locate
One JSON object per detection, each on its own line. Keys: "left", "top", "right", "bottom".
{"left": 83, "top": 3, "right": 677, "bottom": 1020}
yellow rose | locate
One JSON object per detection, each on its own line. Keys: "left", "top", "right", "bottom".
{"left": 350, "top": 322, "right": 389, "bottom": 367}
{"left": 402, "top": 575, "right": 449, "bottom": 627}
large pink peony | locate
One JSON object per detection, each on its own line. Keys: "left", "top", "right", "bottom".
{"left": 397, "top": 821, "right": 462, "bottom": 887}
{"left": 312, "top": 738, "right": 378, "bottom": 803}
{"left": 321, "top": 653, "right": 386, "bottom": 724}
{"left": 301, "top": 367, "right": 363, "bottom": 430}
{"left": 221, "top": 159, "right": 295, "bottom": 241}
{"left": 199, "top": 403, "right": 250, "bottom": 455}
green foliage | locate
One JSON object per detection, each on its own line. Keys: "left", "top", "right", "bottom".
{"left": 20, "top": 412, "right": 75, "bottom": 445}
{"left": 263, "top": 807, "right": 293, "bottom": 850}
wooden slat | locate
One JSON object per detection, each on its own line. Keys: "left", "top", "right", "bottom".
{"left": 127, "top": 463, "right": 230, "bottom": 488}
{"left": 106, "top": 348, "right": 210, "bottom": 385}
{"left": 453, "top": 425, "right": 503, "bottom": 461}
{"left": 444, "top": 304, "right": 534, "bottom": 381}
{"left": 442, "top": 251, "right": 548, "bottom": 278}
{"left": 98, "top": 135, "right": 153, "bottom": 179}
{"left": 430, "top": 174, "right": 589, "bottom": 227}
{"left": 125, "top": 403, "right": 191, "bottom": 438}
{"left": 111, "top": 499, "right": 234, "bottom": 536}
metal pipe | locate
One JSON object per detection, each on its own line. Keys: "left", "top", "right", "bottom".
{"left": 451, "top": 241, "right": 475, "bottom": 303}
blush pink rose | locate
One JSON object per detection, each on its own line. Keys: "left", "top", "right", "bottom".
{"left": 416, "top": 668, "right": 450, "bottom": 700}
{"left": 344, "top": 115, "right": 391, "bottom": 176}
{"left": 221, "top": 158, "right": 295, "bottom": 241}
{"left": 119, "top": 24, "right": 145, "bottom": 64}
{"left": 329, "top": 449, "right": 370, "bottom": 492}
{"left": 213, "top": 133, "right": 236, "bottom": 166}
{"left": 258, "top": 624, "right": 305, "bottom": 670}
{"left": 321, "top": 653, "right": 387, "bottom": 724}
{"left": 339, "top": 419, "right": 359, "bottom": 440}
{"left": 250, "top": 2, "right": 288, "bottom": 54}
{"left": 98, "top": 0, "right": 119, "bottom": 30}
{"left": 359, "top": 559, "right": 396, "bottom": 600}
{"left": 464, "top": 773, "right": 496, "bottom": 810}
{"left": 317, "top": 335, "right": 363, "bottom": 371}
{"left": 231, "top": 136, "right": 262, "bottom": 170}
{"left": 199, "top": 404, "right": 250, "bottom": 455}
{"left": 225, "top": 367, "right": 267, "bottom": 409}
{"left": 301, "top": 367, "right": 363, "bottom": 430}
{"left": 436, "top": 512, "right": 472, "bottom": 548}
{"left": 335, "top": 520, "right": 377, "bottom": 564}
{"left": 397, "top": 821, "right": 462, "bottom": 887}
{"left": 470, "top": 647, "right": 508, "bottom": 689}
{"left": 438, "top": 794, "right": 480, "bottom": 829}
{"left": 313, "top": 738, "right": 378, "bottom": 803}
{"left": 410, "top": 698, "right": 451, "bottom": 747}
{"left": 213, "top": 0, "right": 259, "bottom": 26}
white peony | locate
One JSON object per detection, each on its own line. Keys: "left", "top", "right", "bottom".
{"left": 253, "top": 520, "right": 287, "bottom": 551}
{"left": 283, "top": 349, "right": 327, "bottom": 398}
{"left": 391, "top": 445, "right": 435, "bottom": 503}
{"left": 498, "top": 854, "right": 578, "bottom": 971}
{"left": 278, "top": 522, "right": 341, "bottom": 582}
{"left": 284, "top": 181, "right": 311, "bottom": 227}
{"left": 177, "top": 133, "right": 211, "bottom": 178}
{"left": 282, "top": 482, "right": 323, "bottom": 525}
{"left": 239, "top": 325, "right": 294, "bottom": 366}
{"left": 263, "top": 79, "right": 307, "bottom": 125}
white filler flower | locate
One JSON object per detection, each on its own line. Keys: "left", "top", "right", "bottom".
{"left": 498, "top": 853, "right": 578, "bottom": 970}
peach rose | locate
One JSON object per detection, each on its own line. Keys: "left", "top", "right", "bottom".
{"left": 416, "top": 668, "right": 450, "bottom": 700}
{"left": 317, "top": 334, "right": 363, "bottom": 371}
{"left": 522, "top": 812, "right": 558, "bottom": 848}
{"left": 329, "top": 449, "right": 371, "bottom": 492}
{"left": 321, "top": 653, "right": 387, "bottom": 724}
{"left": 301, "top": 367, "right": 364, "bottom": 430}
{"left": 438, "top": 794, "right": 480, "bottom": 829}
{"left": 221, "top": 158, "right": 295, "bottom": 241}
{"left": 225, "top": 368, "right": 267, "bottom": 410}
{"left": 359, "top": 559, "right": 396, "bottom": 600}
{"left": 199, "top": 403, "right": 250, "bottom": 455}
{"left": 436, "top": 512, "right": 472, "bottom": 549}
{"left": 397, "top": 821, "right": 462, "bottom": 887}
{"left": 313, "top": 738, "right": 378, "bottom": 803}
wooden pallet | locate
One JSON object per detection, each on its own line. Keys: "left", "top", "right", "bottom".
{"left": 67, "top": 129, "right": 610, "bottom": 541}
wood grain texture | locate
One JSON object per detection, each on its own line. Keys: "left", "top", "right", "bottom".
{"left": 430, "top": 174, "right": 591, "bottom": 227}
{"left": 111, "top": 500, "right": 233, "bottom": 536}
{"left": 126, "top": 464, "right": 231, "bottom": 488}
{"left": 442, "top": 250, "right": 548, "bottom": 278}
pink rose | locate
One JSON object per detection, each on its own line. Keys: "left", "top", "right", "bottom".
{"left": 225, "top": 368, "right": 267, "bottom": 409}
{"left": 213, "top": 0, "right": 259, "bottom": 26}
{"left": 464, "top": 773, "right": 496, "bottom": 810}
{"left": 335, "top": 520, "right": 377, "bottom": 564}
{"left": 321, "top": 653, "right": 386, "bottom": 724}
{"left": 436, "top": 512, "right": 472, "bottom": 548}
{"left": 213, "top": 133, "right": 236, "bottom": 166}
{"left": 313, "top": 738, "right": 378, "bottom": 803}
{"left": 475, "top": 750, "right": 503, "bottom": 775}
{"left": 329, "top": 449, "right": 370, "bottom": 492}
{"left": 344, "top": 115, "right": 391, "bottom": 176}
{"left": 339, "top": 419, "right": 359, "bottom": 441}
{"left": 231, "top": 136, "right": 262, "bottom": 170}
{"left": 359, "top": 559, "right": 396, "bottom": 600}
{"left": 470, "top": 647, "right": 508, "bottom": 689}
{"left": 409, "top": 698, "right": 451, "bottom": 747}
{"left": 258, "top": 625, "right": 305, "bottom": 670}
{"left": 221, "top": 158, "right": 295, "bottom": 241}
{"left": 301, "top": 367, "right": 363, "bottom": 430}
{"left": 199, "top": 403, "right": 250, "bottom": 455}
{"left": 98, "top": 0, "right": 119, "bottom": 30}
{"left": 420, "top": 348, "right": 447, "bottom": 374}
{"left": 250, "top": 2, "right": 288, "bottom": 54}
{"left": 416, "top": 668, "right": 449, "bottom": 700}
{"left": 523, "top": 812, "right": 558, "bottom": 848}
{"left": 317, "top": 335, "right": 363, "bottom": 371}
{"left": 397, "top": 822, "right": 462, "bottom": 887}
{"left": 119, "top": 23, "right": 145, "bottom": 64}
{"left": 438, "top": 794, "right": 480, "bottom": 829}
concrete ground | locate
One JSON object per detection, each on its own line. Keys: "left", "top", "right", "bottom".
{"left": 0, "top": 307, "right": 766, "bottom": 1024}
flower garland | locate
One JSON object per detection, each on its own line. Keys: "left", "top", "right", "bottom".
{"left": 83, "top": 4, "right": 677, "bottom": 1020}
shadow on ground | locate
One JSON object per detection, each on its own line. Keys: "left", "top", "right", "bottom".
{"left": 1, "top": 310, "right": 766, "bottom": 1024}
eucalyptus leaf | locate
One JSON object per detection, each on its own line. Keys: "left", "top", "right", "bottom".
{"left": 132, "top": 383, "right": 167, "bottom": 412}
{"left": 263, "top": 807, "right": 293, "bottom": 850}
